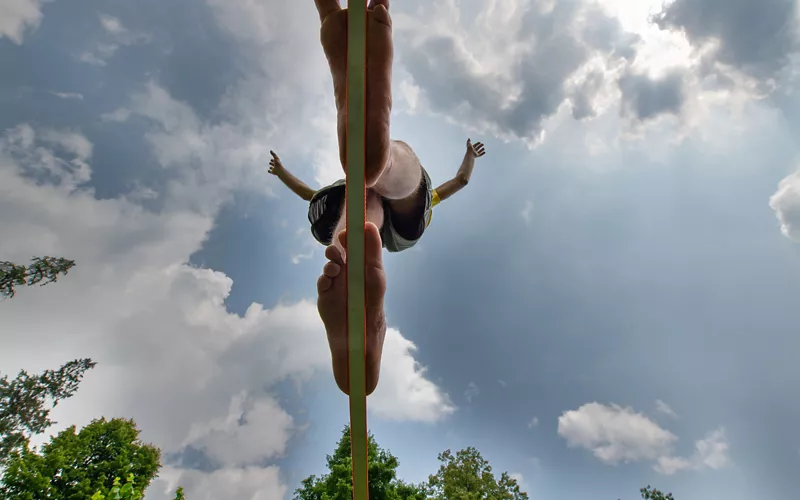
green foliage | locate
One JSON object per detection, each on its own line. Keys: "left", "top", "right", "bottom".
{"left": 0, "top": 417, "right": 161, "bottom": 500}
{"left": 0, "top": 256, "right": 76, "bottom": 299}
{"left": 90, "top": 474, "right": 143, "bottom": 500}
{"left": 640, "top": 485, "right": 675, "bottom": 500}
{"left": 0, "top": 358, "right": 96, "bottom": 467}
{"left": 294, "top": 425, "right": 426, "bottom": 500}
{"left": 90, "top": 474, "right": 186, "bottom": 500}
{"left": 425, "top": 447, "right": 528, "bottom": 500}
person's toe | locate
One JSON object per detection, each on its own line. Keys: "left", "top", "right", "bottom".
{"left": 317, "top": 274, "right": 333, "bottom": 294}
{"left": 335, "top": 224, "right": 383, "bottom": 269}
{"left": 368, "top": 0, "right": 390, "bottom": 10}
{"left": 323, "top": 261, "right": 341, "bottom": 278}
{"left": 370, "top": 4, "right": 391, "bottom": 27}
{"left": 325, "top": 244, "right": 342, "bottom": 262}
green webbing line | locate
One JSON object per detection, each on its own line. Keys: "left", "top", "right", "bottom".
{"left": 345, "top": 2, "right": 368, "bottom": 500}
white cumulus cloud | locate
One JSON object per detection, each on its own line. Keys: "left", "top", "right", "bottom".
{"left": 558, "top": 402, "right": 729, "bottom": 475}
{"left": 370, "top": 330, "right": 456, "bottom": 422}
{"left": 558, "top": 402, "right": 677, "bottom": 463}
{"left": 0, "top": 0, "right": 44, "bottom": 44}
{"left": 770, "top": 171, "right": 800, "bottom": 242}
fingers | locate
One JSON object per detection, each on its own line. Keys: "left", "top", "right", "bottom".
{"left": 468, "top": 139, "right": 487, "bottom": 157}
{"left": 314, "top": 0, "right": 341, "bottom": 23}
{"left": 269, "top": 150, "right": 284, "bottom": 174}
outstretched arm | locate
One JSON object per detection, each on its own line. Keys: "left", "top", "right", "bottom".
{"left": 434, "top": 139, "right": 487, "bottom": 202}
{"left": 269, "top": 150, "right": 317, "bottom": 202}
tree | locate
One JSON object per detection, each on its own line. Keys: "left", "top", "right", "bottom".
{"left": 91, "top": 473, "right": 187, "bottom": 500}
{"left": 639, "top": 486, "right": 675, "bottom": 500}
{"left": 294, "top": 425, "right": 426, "bottom": 500}
{"left": 425, "top": 447, "right": 528, "bottom": 500}
{"left": 0, "top": 256, "right": 76, "bottom": 299}
{"left": 0, "top": 417, "right": 161, "bottom": 499}
{"left": 0, "top": 358, "right": 96, "bottom": 467}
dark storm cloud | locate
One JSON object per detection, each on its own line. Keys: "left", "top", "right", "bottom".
{"left": 654, "top": 0, "right": 800, "bottom": 79}
{"left": 618, "top": 69, "right": 686, "bottom": 121}
{"left": 399, "top": 1, "right": 640, "bottom": 142}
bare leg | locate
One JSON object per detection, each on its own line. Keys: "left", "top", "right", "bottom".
{"left": 317, "top": 222, "right": 387, "bottom": 396}
{"left": 314, "top": 0, "right": 395, "bottom": 396}
{"left": 372, "top": 140, "right": 424, "bottom": 218}
{"left": 316, "top": 0, "right": 394, "bottom": 187}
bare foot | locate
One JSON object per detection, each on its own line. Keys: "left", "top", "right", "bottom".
{"left": 316, "top": 0, "right": 393, "bottom": 187}
{"left": 317, "top": 221, "right": 387, "bottom": 396}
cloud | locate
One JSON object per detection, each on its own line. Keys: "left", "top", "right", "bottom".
{"left": 370, "top": 330, "right": 456, "bottom": 422}
{"left": 99, "top": 14, "right": 126, "bottom": 35}
{"left": 110, "top": 81, "right": 275, "bottom": 211}
{"left": 558, "top": 403, "right": 729, "bottom": 475}
{"left": 521, "top": 200, "right": 534, "bottom": 224}
{"left": 769, "top": 171, "right": 800, "bottom": 242}
{"left": 101, "top": 108, "right": 132, "bottom": 122}
{"left": 693, "top": 428, "right": 730, "bottom": 470}
{"left": 558, "top": 402, "right": 677, "bottom": 464}
{"left": 291, "top": 251, "right": 314, "bottom": 265}
{"left": 182, "top": 393, "right": 295, "bottom": 467}
{"left": 201, "top": 0, "right": 341, "bottom": 187}
{"left": 464, "top": 382, "right": 480, "bottom": 403}
{"left": 0, "top": 124, "right": 92, "bottom": 191}
{"left": 655, "top": 428, "right": 730, "bottom": 475}
{"left": 619, "top": 69, "right": 687, "bottom": 121}
{"left": 655, "top": 399, "right": 679, "bottom": 419}
{"left": 395, "top": 0, "right": 641, "bottom": 145}
{"left": 77, "top": 13, "right": 152, "bottom": 67}
{"left": 38, "top": 129, "right": 93, "bottom": 159}
{"left": 149, "top": 466, "right": 286, "bottom": 500}
{"left": 50, "top": 91, "right": 84, "bottom": 100}
{"left": 569, "top": 70, "right": 607, "bottom": 120}
{"left": 654, "top": 0, "right": 800, "bottom": 82}
{"left": 77, "top": 43, "right": 121, "bottom": 67}
{"left": 0, "top": 0, "right": 43, "bottom": 44}
{"left": 528, "top": 416, "right": 539, "bottom": 428}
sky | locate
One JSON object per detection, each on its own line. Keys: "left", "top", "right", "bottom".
{"left": 2, "top": 0, "right": 800, "bottom": 499}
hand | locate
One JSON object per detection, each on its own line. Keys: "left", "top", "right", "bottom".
{"left": 268, "top": 150, "right": 285, "bottom": 176}
{"left": 466, "top": 139, "right": 486, "bottom": 159}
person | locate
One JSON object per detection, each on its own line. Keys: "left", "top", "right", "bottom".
{"left": 268, "top": 0, "right": 487, "bottom": 396}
